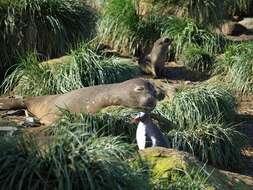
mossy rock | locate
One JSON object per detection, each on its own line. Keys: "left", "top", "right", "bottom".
{"left": 140, "top": 147, "right": 253, "bottom": 190}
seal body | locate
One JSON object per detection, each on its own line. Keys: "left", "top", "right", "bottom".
{"left": 139, "top": 37, "right": 172, "bottom": 77}
{"left": 23, "top": 78, "right": 157, "bottom": 125}
{"left": 134, "top": 112, "right": 169, "bottom": 150}
{"left": 0, "top": 96, "right": 26, "bottom": 110}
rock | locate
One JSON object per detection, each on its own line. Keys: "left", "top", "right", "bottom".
{"left": 139, "top": 147, "right": 253, "bottom": 190}
{"left": 239, "top": 18, "right": 253, "bottom": 32}
{"left": 221, "top": 21, "right": 248, "bottom": 36}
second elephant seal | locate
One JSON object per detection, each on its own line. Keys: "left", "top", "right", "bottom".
{"left": 139, "top": 37, "right": 173, "bottom": 77}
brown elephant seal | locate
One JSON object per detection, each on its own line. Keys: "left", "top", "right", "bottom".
{"left": 0, "top": 96, "right": 26, "bottom": 110}
{"left": 139, "top": 37, "right": 173, "bottom": 77}
{"left": 1, "top": 78, "right": 157, "bottom": 125}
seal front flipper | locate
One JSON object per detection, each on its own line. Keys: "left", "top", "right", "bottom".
{"left": 0, "top": 96, "right": 26, "bottom": 110}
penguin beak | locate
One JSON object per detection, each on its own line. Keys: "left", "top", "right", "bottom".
{"left": 132, "top": 117, "right": 140, "bottom": 124}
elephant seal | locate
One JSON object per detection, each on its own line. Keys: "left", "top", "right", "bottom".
{"left": 0, "top": 96, "right": 26, "bottom": 110}
{"left": 139, "top": 37, "right": 173, "bottom": 77}
{"left": 1, "top": 78, "right": 157, "bottom": 125}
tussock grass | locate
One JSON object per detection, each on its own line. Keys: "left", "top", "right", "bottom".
{"left": 224, "top": 0, "right": 251, "bottom": 16}
{"left": 0, "top": 0, "right": 97, "bottom": 76}
{"left": 161, "top": 16, "right": 228, "bottom": 58}
{"left": 0, "top": 109, "right": 219, "bottom": 190}
{"left": 0, "top": 130, "right": 147, "bottom": 189}
{"left": 156, "top": 84, "right": 236, "bottom": 127}
{"left": 97, "top": 0, "right": 140, "bottom": 55}
{"left": 87, "top": 0, "right": 107, "bottom": 10}
{"left": 97, "top": 0, "right": 161, "bottom": 56}
{"left": 154, "top": 0, "right": 251, "bottom": 25}
{"left": 180, "top": 45, "right": 215, "bottom": 73}
{"left": 99, "top": 2, "right": 227, "bottom": 59}
{"left": 154, "top": 84, "right": 245, "bottom": 168}
{"left": 47, "top": 107, "right": 172, "bottom": 143}
{"left": 2, "top": 44, "right": 139, "bottom": 96}
{"left": 215, "top": 42, "right": 253, "bottom": 94}
{"left": 154, "top": 0, "right": 223, "bottom": 26}
{"left": 167, "top": 121, "right": 246, "bottom": 168}
{"left": 47, "top": 108, "right": 139, "bottom": 143}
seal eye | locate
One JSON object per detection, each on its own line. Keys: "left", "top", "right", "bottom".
{"left": 135, "top": 86, "right": 145, "bottom": 92}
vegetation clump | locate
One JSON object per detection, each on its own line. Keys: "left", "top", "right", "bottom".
{"left": 167, "top": 121, "right": 246, "bottom": 168}
{"left": 0, "top": 0, "right": 97, "bottom": 78}
{"left": 156, "top": 84, "right": 236, "bottom": 126}
{"left": 97, "top": 0, "right": 161, "bottom": 55}
{"left": 47, "top": 107, "right": 139, "bottom": 143}
{"left": 155, "top": 84, "right": 245, "bottom": 168}
{"left": 140, "top": 147, "right": 252, "bottom": 190}
{"left": 98, "top": 1, "right": 227, "bottom": 58}
{"left": 153, "top": 0, "right": 251, "bottom": 26}
{"left": 2, "top": 44, "right": 139, "bottom": 96}
{"left": 215, "top": 42, "right": 253, "bottom": 94}
{"left": 0, "top": 0, "right": 252, "bottom": 189}
{"left": 160, "top": 16, "right": 228, "bottom": 58}
{"left": 0, "top": 129, "right": 147, "bottom": 190}
{"left": 180, "top": 45, "right": 215, "bottom": 73}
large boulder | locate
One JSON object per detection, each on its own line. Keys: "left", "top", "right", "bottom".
{"left": 139, "top": 147, "right": 253, "bottom": 190}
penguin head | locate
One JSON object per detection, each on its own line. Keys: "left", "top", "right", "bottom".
{"left": 132, "top": 112, "right": 150, "bottom": 124}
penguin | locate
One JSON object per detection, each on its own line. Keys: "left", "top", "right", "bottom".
{"left": 133, "top": 112, "right": 169, "bottom": 150}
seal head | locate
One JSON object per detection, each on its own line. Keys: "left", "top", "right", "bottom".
{"left": 120, "top": 78, "right": 157, "bottom": 111}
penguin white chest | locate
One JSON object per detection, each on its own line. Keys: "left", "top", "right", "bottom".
{"left": 136, "top": 122, "right": 147, "bottom": 150}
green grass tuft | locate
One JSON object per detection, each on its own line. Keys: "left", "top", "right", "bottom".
{"left": 154, "top": 0, "right": 224, "bottom": 26}
{"left": 2, "top": 43, "right": 139, "bottom": 96}
{"left": 0, "top": 129, "right": 148, "bottom": 189}
{"left": 97, "top": 0, "right": 162, "bottom": 56}
{"left": 167, "top": 121, "right": 246, "bottom": 168}
{"left": 0, "top": 0, "right": 97, "bottom": 77}
{"left": 154, "top": 84, "right": 244, "bottom": 168}
{"left": 214, "top": 42, "right": 253, "bottom": 94}
{"left": 98, "top": 3, "right": 227, "bottom": 59}
{"left": 154, "top": 0, "right": 251, "bottom": 25}
{"left": 46, "top": 107, "right": 139, "bottom": 143}
{"left": 161, "top": 16, "right": 228, "bottom": 58}
{"left": 180, "top": 45, "right": 215, "bottom": 73}
{"left": 156, "top": 84, "right": 236, "bottom": 127}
